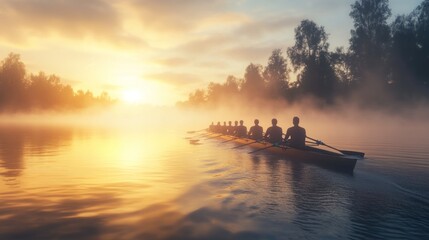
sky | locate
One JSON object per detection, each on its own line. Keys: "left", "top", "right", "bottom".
{"left": 0, "top": 0, "right": 423, "bottom": 105}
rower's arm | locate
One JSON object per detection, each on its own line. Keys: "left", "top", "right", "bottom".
{"left": 264, "top": 128, "right": 269, "bottom": 138}
{"left": 284, "top": 129, "right": 290, "bottom": 142}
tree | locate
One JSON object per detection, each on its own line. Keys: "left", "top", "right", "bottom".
{"left": 413, "top": 0, "right": 429, "bottom": 92}
{"left": 288, "top": 20, "right": 329, "bottom": 70}
{"left": 28, "top": 72, "right": 54, "bottom": 108}
{"left": 389, "top": 0, "right": 429, "bottom": 100}
{"left": 0, "top": 53, "right": 27, "bottom": 109}
{"left": 390, "top": 14, "right": 419, "bottom": 98}
{"left": 240, "top": 63, "right": 265, "bottom": 99}
{"left": 330, "top": 47, "right": 353, "bottom": 86}
{"left": 204, "top": 75, "right": 241, "bottom": 106}
{"left": 349, "top": 0, "right": 391, "bottom": 87}
{"left": 287, "top": 19, "right": 337, "bottom": 101}
{"left": 0, "top": 52, "right": 115, "bottom": 111}
{"left": 223, "top": 75, "right": 240, "bottom": 97}
{"left": 187, "top": 89, "right": 206, "bottom": 106}
{"left": 263, "top": 49, "right": 289, "bottom": 99}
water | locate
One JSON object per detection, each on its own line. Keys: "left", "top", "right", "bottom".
{"left": 0, "top": 123, "right": 428, "bottom": 240}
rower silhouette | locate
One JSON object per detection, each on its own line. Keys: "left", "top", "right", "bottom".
{"left": 264, "top": 118, "right": 283, "bottom": 143}
{"left": 284, "top": 116, "right": 306, "bottom": 149}
{"left": 235, "top": 120, "right": 247, "bottom": 138}
{"left": 233, "top": 120, "right": 239, "bottom": 135}
{"left": 222, "top": 121, "right": 228, "bottom": 134}
{"left": 248, "top": 119, "right": 263, "bottom": 140}
{"left": 227, "top": 121, "right": 234, "bottom": 135}
{"left": 215, "top": 122, "right": 221, "bottom": 133}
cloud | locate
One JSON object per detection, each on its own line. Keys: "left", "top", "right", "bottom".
{"left": 127, "top": 0, "right": 229, "bottom": 35}
{"left": 222, "top": 46, "right": 273, "bottom": 62}
{"left": 197, "top": 12, "right": 251, "bottom": 29}
{"left": 177, "top": 35, "right": 236, "bottom": 55}
{"left": 235, "top": 15, "right": 300, "bottom": 38}
{"left": 166, "top": 12, "right": 298, "bottom": 65}
{"left": 0, "top": 0, "right": 297, "bottom": 54}
{"left": 0, "top": 0, "right": 145, "bottom": 48}
{"left": 196, "top": 60, "right": 230, "bottom": 69}
{"left": 152, "top": 57, "right": 191, "bottom": 67}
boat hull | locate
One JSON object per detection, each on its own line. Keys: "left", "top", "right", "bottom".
{"left": 213, "top": 134, "right": 358, "bottom": 173}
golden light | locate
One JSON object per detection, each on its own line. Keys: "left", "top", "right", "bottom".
{"left": 121, "top": 89, "right": 143, "bottom": 104}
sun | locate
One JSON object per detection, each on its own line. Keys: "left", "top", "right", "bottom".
{"left": 121, "top": 89, "right": 143, "bottom": 104}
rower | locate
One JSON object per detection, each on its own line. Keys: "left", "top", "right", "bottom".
{"left": 264, "top": 118, "right": 283, "bottom": 144}
{"left": 248, "top": 119, "right": 263, "bottom": 140}
{"left": 235, "top": 120, "right": 247, "bottom": 138}
{"left": 209, "top": 122, "right": 214, "bottom": 132}
{"left": 233, "top": 120, "right": 239, "bottom": 135}
{"left": 222, "top": 121, "right": 228, "bottom": 134}
{"left": 284, "top": 116, "right": 306, "bottom": 149}
{"left": 227, "top": 121, "right": 234, "bottom": 135}
{"left": 215, "top": 121, "right": 221, "bottom": 133}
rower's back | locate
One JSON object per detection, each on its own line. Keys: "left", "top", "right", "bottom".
{"left": 222, "top": 122, "right": 228, "bottom": 134}
{"left": 248, "top": 119, "right": 263, "bottom": 140}
{"left": 215, "top": 122, "right": 221, "bottom": 133}
{"left": 265, "top": 118, "right": 283, "bottom": 143}
{"left": 285, "top": 117, "right": 306, "bottom": 149}
{"left": 227, "top": 121, "right": 234, "bottom": 135}
{"left": 236, "top": 120, "right": 247, "bottom": 138}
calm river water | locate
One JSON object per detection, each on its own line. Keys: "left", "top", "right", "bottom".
{"left": 0, "top": 120, "right": 428, "bottom": 239}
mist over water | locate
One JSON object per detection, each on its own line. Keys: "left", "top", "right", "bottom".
{"left": 0, "top": 105, "right": 428, "bottom": 239}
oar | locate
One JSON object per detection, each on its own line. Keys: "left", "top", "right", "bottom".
{"left": 248, "top": 142, "right": 284, "bottom": 154}
{"left": 189, "top": 132, "right": 221, "bottom": 143}
{"left": 195, "top": 132, "right": 213, "bottom": 138}
{"left": 188, "top": 132, "right": 212, "bottom": 141}
{"left": 306, "top": 136, "right": 365, "bottom": 158}
{"left": 187, "top": 128, "right": 207, "bottom": 134}
{"left": 234, "top": 131, "right": 266, "bottom": 149}
{"left": 220, "top": 137, "right": 239, "bottom": 143}
{"left": 204, "top": 133, "right": 223, "bottom": 140}
{"left": 232, "top": 138, "right": 264, "bottom": 149}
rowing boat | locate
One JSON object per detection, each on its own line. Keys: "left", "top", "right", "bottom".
{"left": 210, "top": 133, "right": 362, "bottom": 173}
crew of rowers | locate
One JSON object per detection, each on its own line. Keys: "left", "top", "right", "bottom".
{"left": 208, "top": 117, "right": 306, "bottom": 149}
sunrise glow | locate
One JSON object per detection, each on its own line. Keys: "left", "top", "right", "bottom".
{"left": 0, "top": 1, "right": 428, "bottom": 239}
{"left": 0, "top": 0, "right": 420, "bottom": 106}
{"left": 121, "top": 89, "right": 143, "bottom": 104}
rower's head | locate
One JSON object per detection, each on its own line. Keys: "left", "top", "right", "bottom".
{"left": 254, "top": 119, "right": 259, "bottom": 125}
{"left": 217, "top": 121, "right": 220, "bottom": 125}
{"left": 271, "top": 118, "right": 277, "bottom": 126}
{"left": 234, "top": 121, "right": 238, "bottom": 126}
{"left": 228, "top": 121, "right": 232, "bottom": 126}
{"left": 293, "top": 116, "right": 300, "bottom": 126}
{"left": 223, "top": 121, "right": 226, "bottom": 126}
{"left": 239, "top": 120, "right": 244, "bottom": 126}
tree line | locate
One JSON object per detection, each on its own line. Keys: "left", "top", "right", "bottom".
{"left": 178, "top": 0, "right": 429, "bottom": 108}
{"left": 0, "top": 53, "right": 115, "bottom": 112}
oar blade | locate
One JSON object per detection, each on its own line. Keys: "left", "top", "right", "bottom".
{"left": 187, "top": 128, "right": 207, "bottom": 134}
